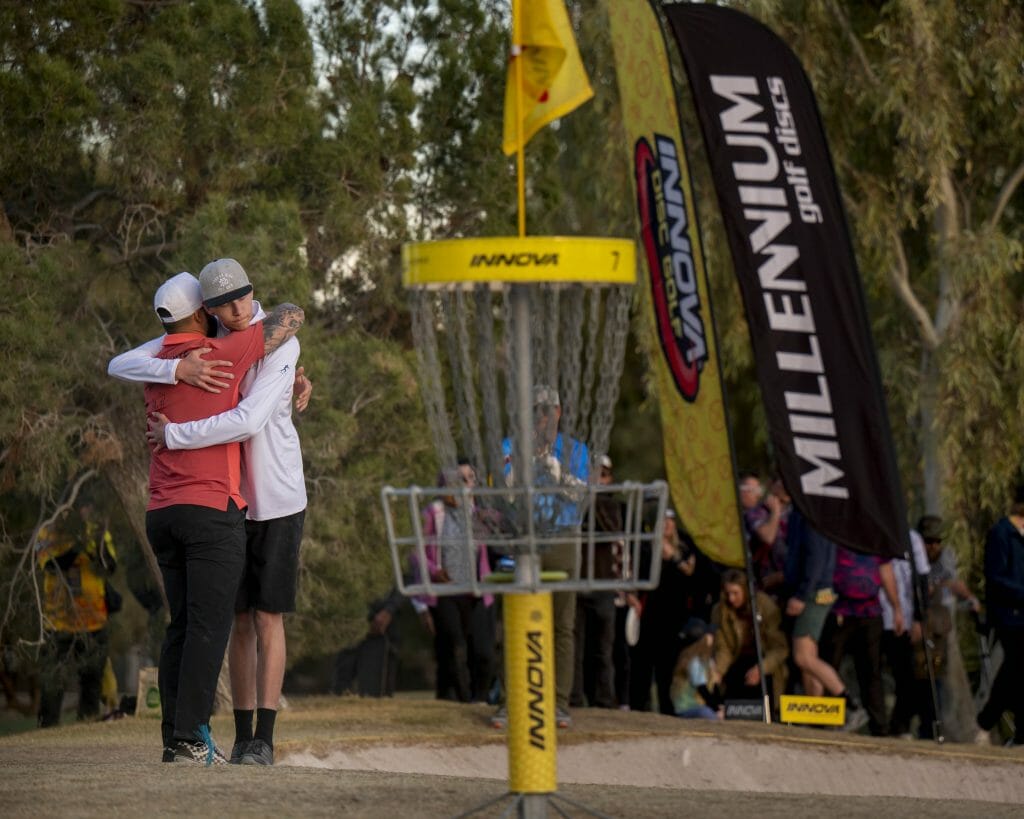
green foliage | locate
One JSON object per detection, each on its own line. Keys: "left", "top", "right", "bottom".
{"left": 0, "top": 244, "right": 118, "bottom": 498}
{"left": 288, "top": 326, "right": 434, "bottom": 656}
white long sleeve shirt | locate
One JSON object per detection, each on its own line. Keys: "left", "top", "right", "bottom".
{"left": 879, "top": 530, "right": 930, "bottom": 632}
{"left": 107, "top": 301, "right": 307, "bottom": 521}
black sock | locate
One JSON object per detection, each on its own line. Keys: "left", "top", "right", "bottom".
{"left": 255, "top": 708, "right": 277, "bottom": 747}
{"left": 234, "top": 709, "right": 254, "bottom": 745}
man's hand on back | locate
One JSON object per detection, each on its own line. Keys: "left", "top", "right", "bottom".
{"left": 146, "top": 412, "right": 171, "bottom": 452}
{"left": 175, "top": 347, "right": 234, "bottom": 393}
{"left": 293, "top": 365, "right": 312, "bottom": 412}
{"left": 786, "top": 597, "right": 806, "bottom": 617}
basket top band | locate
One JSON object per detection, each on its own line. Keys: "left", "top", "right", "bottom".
{"left": 402, "top": 236, "right": 637, "bottom": 288}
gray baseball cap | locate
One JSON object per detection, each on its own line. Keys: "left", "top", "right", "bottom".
{"left": 199, "top": 258, "right": 253, "bottom": 308}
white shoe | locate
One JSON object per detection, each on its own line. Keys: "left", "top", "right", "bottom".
{"left": 842, "top": 706, "right": 869, "bottom": 733}
{"left": 974, "top": 726, "right": 993, "bottom": 745}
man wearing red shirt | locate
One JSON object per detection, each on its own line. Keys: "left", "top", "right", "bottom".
{"left": 139, "top": 271, "right": 303, "bottom": 764}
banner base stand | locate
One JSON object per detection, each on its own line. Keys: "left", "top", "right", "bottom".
{"left": 454, "top": 791, "right": 613, "bottom": 819}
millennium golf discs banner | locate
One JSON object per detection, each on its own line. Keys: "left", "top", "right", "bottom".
{"left": 663, "top": 3, "right": 908, "bottom": 558}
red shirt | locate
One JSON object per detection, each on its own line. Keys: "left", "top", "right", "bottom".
{"left": 145, "top": 324, "right": 265, "bottom": 511}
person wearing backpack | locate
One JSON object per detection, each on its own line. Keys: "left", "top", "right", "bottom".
{"left": 36, "top": 495, "right": 117, "bottom": 728}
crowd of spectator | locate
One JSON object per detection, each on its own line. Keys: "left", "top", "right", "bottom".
{"left": 410, "top": 459, "right": 1024, "bottom": 746}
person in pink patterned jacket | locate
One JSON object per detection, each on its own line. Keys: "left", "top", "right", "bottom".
{"left": 409, "top": 460, "right": 495, "bottom": 702}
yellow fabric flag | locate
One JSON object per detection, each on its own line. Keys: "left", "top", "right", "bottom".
{"left": 502, "top": 0, "right": 594, "bottom": 155}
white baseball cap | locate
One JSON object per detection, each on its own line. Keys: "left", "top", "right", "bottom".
{"left": 599, "top": 454, "right": 613, "bottom": 470}
{"left": 153, "top": 272, "right": 203, "bottom": 324}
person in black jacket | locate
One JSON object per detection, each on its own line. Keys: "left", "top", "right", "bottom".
{"left": 629, "top": 509, "right": 718, "bottom": 714}
{"left": 975, "top": 484, "right": 1024, "bottom": 745}
{"left": 571, "top": 455, "right": 622, "bottom": 709}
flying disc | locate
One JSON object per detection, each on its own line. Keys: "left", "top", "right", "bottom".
{"left": 625, "top": 606, "right": 640, "bottom": 647}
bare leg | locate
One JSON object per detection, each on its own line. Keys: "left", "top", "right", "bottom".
{"left": 254, "top": 610, "right": 286, "bottom": 709}
{"left": 803, "top": 670, "right": 824, "bottom": 697}
{"left": 792, "top": 635, "right": 844, "bottom": 696}
{"left": 229, "top": 611, "right": 257, "bottom": 710}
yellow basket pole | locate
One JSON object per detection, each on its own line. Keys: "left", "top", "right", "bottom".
{"left": 503, "top": 590, "right": 557, "bottom": 794}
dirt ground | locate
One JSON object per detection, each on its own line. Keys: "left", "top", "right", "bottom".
{"left": 2, "top": 696, "right": 1022, "bottom": 818}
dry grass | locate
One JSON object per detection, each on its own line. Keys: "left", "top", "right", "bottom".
{"left": 1, "top": 695, "right": 1022, "bottom": 818}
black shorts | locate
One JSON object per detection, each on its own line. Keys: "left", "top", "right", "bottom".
{"left": 235, "top": 510, "right": 305, "bottom": 614}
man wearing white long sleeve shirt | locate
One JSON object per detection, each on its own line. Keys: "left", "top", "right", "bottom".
{"left": 879, "top": 528, "right": 930, "bottom": 737}
{"left": 108, "top": 258, "right": 309, "bottom": 766}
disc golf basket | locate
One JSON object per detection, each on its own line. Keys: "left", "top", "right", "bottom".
{"left": 382, "top": 235, "right": 669, "bottom": 819}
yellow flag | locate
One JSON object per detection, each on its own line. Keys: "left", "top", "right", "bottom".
{"left": 502, "top": 0, "right": 594, "bottom": 156}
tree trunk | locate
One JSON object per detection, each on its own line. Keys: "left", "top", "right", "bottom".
{"left": 103, "top": 424, "right": 169, "bottom": 617}
{"left": 919, "top": 350, "right": 943, "bottom": 517}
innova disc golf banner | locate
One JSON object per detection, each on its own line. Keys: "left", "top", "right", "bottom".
{"left": 607, "top": 0, "right": 745, "bottom": 567}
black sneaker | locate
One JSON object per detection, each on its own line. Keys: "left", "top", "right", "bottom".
{"left": 240, "top": 738, "right": 274, "bottom": 766}
{"left": 162, "top": 746, "right": 175, "bottom": 763}
{"left": 230, "top": 740, "right": 250, "bottom": 764}
{"left": 172, "top": 738, "right": 229, "bottom": 766}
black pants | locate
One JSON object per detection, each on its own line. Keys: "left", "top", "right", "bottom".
{"left": 147, "top": 501, "right": 246, "bottom": 745}
{"left": 823, "top": 613, "right": 886, "bottom": 735}
{"left": 629, "top": 627, "right": 682, "bottom": 715}
{"left": 432, "top": 596, "right": 495, "bottom": 703}
{"left": 882, "top": 630, "right": 919, "bottom": 736}
{"left": 613, "top": 604, "right": 631, "bottom": 708}
{"left": 915, "top": 676, "right": 942, "bottom": 740}
{"left": 38, "top": 628, "right": 108, "bottom": 727}
{"left": 978, "top": 625, "right": 1024, "bottom": 742}
{"left": 571, "top": 591, "right": 616, "bottom": 708}
{"left": 721, "top": 655, "right": 774, "bottom": 706}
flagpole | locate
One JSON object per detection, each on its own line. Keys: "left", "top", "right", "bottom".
{"left": 513, "top": 0, "right": 526, "bottom": 238}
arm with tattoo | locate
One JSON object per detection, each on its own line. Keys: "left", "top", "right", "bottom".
{"left": 263, "top": 303, "right": 304, "bottom": 355}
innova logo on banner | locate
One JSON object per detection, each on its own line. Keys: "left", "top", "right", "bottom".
{"left": 470, "top": 253, "right": 559, "bottom": 268}
{"left": 635, "top": 134, "right": 709, "bottom": 402}
{"left": 723, "top": 699, "right": 765, "bottom": 721}
{"left": 779, "top": 694, "right": 845, "bottom": 726}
